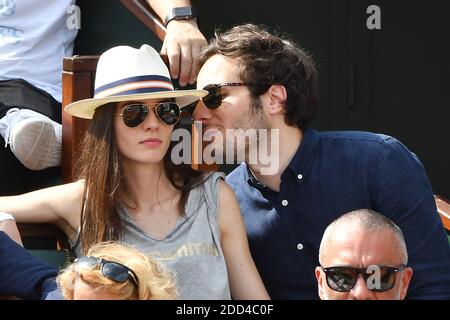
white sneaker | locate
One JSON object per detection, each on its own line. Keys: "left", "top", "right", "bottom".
{"left": 0, "top": 108, "right": 62, "bottom": 170}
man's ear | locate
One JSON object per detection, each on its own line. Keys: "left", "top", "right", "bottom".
{"left": 399, "top": 267, "right": 413, "bottom": 300}
{"left": 265, "top": 85, "right": 287, "bottom": 115}
{"left": 315, "top": 266, "right": 325, "bottom": 300}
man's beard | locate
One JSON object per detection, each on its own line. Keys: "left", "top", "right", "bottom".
{"left": 223, "top": 97, "right": 268, "bottom": 163}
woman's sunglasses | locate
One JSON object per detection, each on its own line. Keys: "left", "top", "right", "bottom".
{"left": 115, "top": 102, "right": 181, "bottom": 127}
{"left": 74, "top": 256, "right": 139, "bottom": 290}
{"left": 321, "top": 265, "right": 406, "bottom": 293}
{"left": 201, "top": 82, "right": 271, "bottom": 109}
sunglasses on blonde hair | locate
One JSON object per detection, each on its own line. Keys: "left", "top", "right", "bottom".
{"left": 75, "top": 256, "right": 139, "bottom": 290}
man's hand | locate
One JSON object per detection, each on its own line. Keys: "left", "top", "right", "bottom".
{"left": 161, "top": 19, "right": 207, "bottom": 87}
{"left": 0, "top": 220, "right": 23, "bottom": 246}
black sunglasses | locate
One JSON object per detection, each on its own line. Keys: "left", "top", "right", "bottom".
{"left": 321, "top": 265, "right": 406, "bottom": 293}
{"left": 75, "top": 256, "right": 139, "bottom": 290}
{"left": 201, "top": 82, "right": 271, "bottom": 109}
{"left": 115, "top": 102, "right": 181, "bottom": 127}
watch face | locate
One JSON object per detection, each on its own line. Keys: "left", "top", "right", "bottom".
{"left": 165, "top": 7, "right": 196, "bottom": 25}
{"left": 173, "top": 7, "right": 194, "bottom": 17}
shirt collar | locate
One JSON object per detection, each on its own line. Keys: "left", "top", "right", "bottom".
{"left": 287, "top": 127, "right": 319, "bottom": 177}
{"left": 246, "top": 127, "right": 320, "bottom": 189}
{"left": 246, "top": 163, "right": 267, "bottom": 190}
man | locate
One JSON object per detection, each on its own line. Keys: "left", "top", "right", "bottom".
{"left": 192, "top": 24, "right": 450, "bottom": 299}
{"left": 316, "top": 209, "right": 413, "bottom": 300}
{"left": 146, "top": 0, "right": 207, "bottom": 87}
{"left": 0, "top": 212, "right": 22, "bottom": 246}
{"left": 0, "top": 227, "right": 176, "bottom": 300}
{"left": 0, "top": 0, "right": 77, "bottom": 194}
{"left": 0, "top": 226, "right": 59, "bottom": 299}
{"left": 0, "top": 0, "right": 206, "bottom": 195}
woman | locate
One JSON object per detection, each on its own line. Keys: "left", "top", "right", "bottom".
{"left": 58, "top": 242, "right": 177, "bottom": 300}
{"left": 0, "top": 230, "right": 176, "bottom": 300}
{"left": 0, "top": 44, "right": 269, "bottom": 299}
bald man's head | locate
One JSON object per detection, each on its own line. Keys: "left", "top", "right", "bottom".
{"left": 319, "top": 209, "right": 408, "bottom": 266}
{"left": 316, "top": 209, "right": 413, "bottom": 300}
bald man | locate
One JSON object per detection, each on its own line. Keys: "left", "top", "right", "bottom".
{"left": 315, "top": 209, "right": 413, "bottom": 300}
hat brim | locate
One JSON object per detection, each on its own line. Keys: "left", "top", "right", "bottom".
{"left": 64, "top": 89, "right": 208, "bottom": 119}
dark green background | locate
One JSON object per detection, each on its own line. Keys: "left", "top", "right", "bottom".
{"left": 75, "top": 0, "right": 450, "bottom": 198}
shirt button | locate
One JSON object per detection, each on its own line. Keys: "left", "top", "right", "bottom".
{"left": 297, "top": 173, "right": 303, "bottom": 180}
{"left": 281, "top": 199, "right": 289, "bottom": 206}
{"left": 297, "top": 243, "right": 304, "bottom": 250}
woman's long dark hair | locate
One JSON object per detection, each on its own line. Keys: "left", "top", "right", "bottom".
{"left": 75, "top": 103, "right": 202, "bottom": 254}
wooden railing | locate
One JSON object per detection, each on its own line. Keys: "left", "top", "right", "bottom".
{"left": 120, "top": 0, "right": 167, "bottom": 41}
{"left": 435, "top": 195, "right": 450, "bottom": 232}
{"left": 61, "top": 56, "right": 99, "bottom": 182}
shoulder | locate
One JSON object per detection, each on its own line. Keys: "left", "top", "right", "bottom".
{"left": 226, "top": 163, "right": 247, "bottom": 179}
{"left": 322, "top": 131, "right": 425, "bottom": 170}
{"left": 307, "top": 130, "right": 428, "bottom": 190}
{"left": 202, "top": 171, "right": 226, "bottom": 185}
{"left": 320, "top": 130, "right": 397, "bottom": 147}
{"left": 225, "top": 163, "right": 248, "bottom": 186}
{"left": 217, "top": 179, "right": 238, "bottom": 204}
{"left": 200, "top": 172, "right": 240, "bottom": 215}
{"left": 186, "top": 171, "right": 226, "bottom": 217}
{"left": 199, "top": 171, "right": 226, "bottom": 195}
{"left": 318, "top": 130, "right": 415, "bottom": 162}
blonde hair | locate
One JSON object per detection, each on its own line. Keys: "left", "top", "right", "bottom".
{"left": 57, "top": 242, "right": 177, "bottom": 300}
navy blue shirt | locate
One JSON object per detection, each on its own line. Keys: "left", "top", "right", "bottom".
{"left": 0, "top": 231, "right": 60, "bottom": 299}
{"left": 226, "top": 128, "right": 450, "bottom": 299}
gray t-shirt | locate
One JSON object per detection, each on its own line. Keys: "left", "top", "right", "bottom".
{"left": 70, "top": 172, "right": 231, "bottom": 300}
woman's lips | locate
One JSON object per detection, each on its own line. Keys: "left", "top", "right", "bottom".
{"left": 140, "top": 138, "right": 162, "bottom": 146}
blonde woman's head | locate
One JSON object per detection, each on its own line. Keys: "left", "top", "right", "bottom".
{"left": 57, "top": 242, "right": 177, "bottom": 300}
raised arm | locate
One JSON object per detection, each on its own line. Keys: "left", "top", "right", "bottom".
{"left": 0, "top": 180, "right": 84, "bottom": 237}
{"left": 146, "top": 0, "right": 207, "bottom": 86}
{"left": 218, "top": 180, "right": 270, "bottom": 300}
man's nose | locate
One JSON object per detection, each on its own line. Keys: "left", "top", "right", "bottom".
{"left": 192, "top": 99, "right": 212, "bottom": 122}
{"left": 350, "top": 275, "right": 375, "bottom": 300}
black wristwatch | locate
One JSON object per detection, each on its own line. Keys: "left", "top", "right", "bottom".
{"left": 164, "top": 7, "right": 197, "bottom": 26}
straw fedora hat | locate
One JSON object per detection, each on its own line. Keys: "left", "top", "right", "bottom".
{"left": 64, "top": 44, "right": 207, "bottom": 119}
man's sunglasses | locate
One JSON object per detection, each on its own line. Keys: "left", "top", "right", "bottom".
{"left": 201, "top": 82, "right": 271, "bottom": 109}
{"left": 321, "top": 265, "right": 406, "bottom": 293}
{"left": 115, "top": 102, "right": 181, "bottom": 127}
{"left": 74, "top": 256, "right": 139, "bottom": 290}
